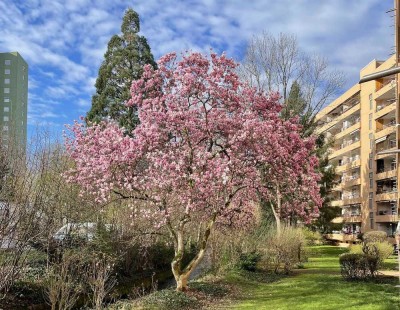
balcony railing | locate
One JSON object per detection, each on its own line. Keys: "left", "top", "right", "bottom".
{"left": 376, "top": 98, "right": 396, "bottom": 112}
{"left": 376, "top": 210, "right": 398, "bottom": 216}
{"left": 339, "top": 138, "right": 360, "bottom": 150}
{"left": 341, "top": 118, "right": 360, "bottom": 131}
{"left": 376, "top": 165, "right": 397, "bottom": 174}
{"left": 376, "top": 188, "right": 397, "bottom": 195}
{"left": 342, "top": 175, "right": 360, "bottom": 182}
{"left": 342, "top": 193, "right": 360, "bottom": 199}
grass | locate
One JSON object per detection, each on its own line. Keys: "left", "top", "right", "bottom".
{"left": 224, "top": 246, "right": 400, "bottom": 310}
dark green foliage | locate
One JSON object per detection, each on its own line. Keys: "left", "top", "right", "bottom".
{"left": 237, "top": 251, "right": 262, "bottom": 271}
{"left": 339, "top": 253, "right": 379, "bottom": 280}
{"left": 87, "top": 8, "right": 157, "bottom": 133}
{"left": 189, "top": 281, "right": 228, "bottom": 297}
{"left": 141, "top": 289, "right": 199, "bottom": 309}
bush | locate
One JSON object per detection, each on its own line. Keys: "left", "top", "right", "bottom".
{"left": 339, "top": 253, "right": 379, "bottom": 280}
{"left": 141, "top": 289, "right": 199, "bottom": 310}
{"left": 237, "top": 251, "right": 262, "bottom": 271}
{"left": 302, "top": 228, "right": 323, "bottom": 246}
{"left": 263, "top": 226, "right": 307, "bottom": 274}
{"left": 350, "top": 238, "right": 393, "bottom": 267}
{"left": 362, "top": 231, "right": 387, "bottom": 243}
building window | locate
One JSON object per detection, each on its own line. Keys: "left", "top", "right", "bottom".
{"left": 369, "top": 159, "right": 373, "bottom": 169}
{"left": 369, "top": 94, "right": 373, "bottom": 110}
{"left": 369, "top": 179, "right": 373, "bottom": 188}
{"left": 4, "top": 88, "right": 10, "bottom": 94}
{"left": 4, "top": 107, "right": 9, "bottom": 112}
{"left": 369, "top": 198, "right": 373, "bottom": 209}
{"left": 3, "top": 116, "right": 8, "bottom": 122}
{"left": 4, "top": 78, "right": 10, "bottom": 84}
{"left": 4, "top": 69, "right": 10, "bottom": 74}
{"left": 4, "top": 60, "right": 11, "bottom": 65}
{"left": 4, "top": 98, "right": 9, "bottom": 103}
{"left": 3, "top": 126, "right": 8, "bottom": 131}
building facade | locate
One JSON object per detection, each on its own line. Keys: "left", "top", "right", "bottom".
{"left": 0, "top": 52, "right": 28, "bottom": 151}
{"left": 316, "top": 55, "right": 399, "bottom": 244}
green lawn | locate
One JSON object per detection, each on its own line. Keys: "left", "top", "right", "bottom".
{"left": 225, "top": 246, "right": 400, "bottom": 310}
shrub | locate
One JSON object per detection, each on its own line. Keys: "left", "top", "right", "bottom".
{"left": 237, "top": 251, "right": 262, "bottom": 271}
{"left": 339, "top": 253, "right": 379, "bottom": 280}
{"left": 141, "top": 289, "right": 199, "bottom": 309}
{"left": 263, "top": 226, "right": 307, "bottom": 274}
{"left": 362, "top": 231, "right": 387, "bottom": 243}
{"left": 302, "top": 228, "right": 323, "bottom": 245}
{"left": 350, "top": 236, "right": 393, "bottom": 267}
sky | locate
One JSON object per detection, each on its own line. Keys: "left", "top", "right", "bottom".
{"left": 0, "top": 0, "right": 396, "bottom": 140}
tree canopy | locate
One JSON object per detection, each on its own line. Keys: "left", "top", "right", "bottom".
{"left": 66, "top": 51, "right": 321, "bottom": 291}
{"left": 86, "top": 8, "right": 157, "bottom": 133}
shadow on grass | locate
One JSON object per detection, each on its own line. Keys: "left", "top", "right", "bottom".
{"left": 223, "top": 246, "right": 400, "bottom": 310}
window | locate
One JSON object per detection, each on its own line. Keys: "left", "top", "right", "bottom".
{"left": 3, "top": 126, "right": 8, "bottom": 131}
{"left": 369, "top": 159, "right": 373, "bottom": 169}
{"left": 4, "top": 98, "right": 9, "bottom": 103}
{"left": 369, "top": 94, "right": 373, "bottom": 110}
{"left": 3, "top": 107, "right": 9, "bottom": 112}
{"left": 369, "top": 179, "right": 373, "bottom": 188}
{"left": 3, "top": 116, "right": 8, "bottom": 122}
{"left": 4, "top": 78, "right": 10, "bottom": 84}
{"left": 369, "top": 198, "right": 373, "bottom": 209}
{"left": 369, "top": 192, "right": 373, "bottom": 199}
{"left": 4, "top": 60, "right": 11, "bottom": 65}
{"left": 370, "top": 218, "right": 374, "bottom": 229}
{"left": 4, "top": 69, "right": 10, "bottom": 74}
{"left": 369, "top": 113, "right": 372, "bottom": 130}
{"left": 4, "top": 88, "right": 10, "bottom": 94}
{"left": 369, "top": 172, "right": 373, "bottom": 178}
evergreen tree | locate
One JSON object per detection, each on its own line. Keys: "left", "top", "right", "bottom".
{"left": 87, "top": 8, "right": 157, "bottom": 133}
{"left": 283, "top": 82, "right": 340, "bottom": 232}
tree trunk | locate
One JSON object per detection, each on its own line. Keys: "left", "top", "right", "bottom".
{"left": 170, "top": 213, "right": 217, "bottom": 292}
{"left": 270, "top": 185, "right": 282, "bottom": 235}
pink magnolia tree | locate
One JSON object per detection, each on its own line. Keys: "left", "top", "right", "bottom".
{"left": 65, "top": 52, "right": 321, "bottom": 291}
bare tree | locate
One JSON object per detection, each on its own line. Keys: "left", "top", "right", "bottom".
{"left": 239, "top": 31, "right": 345, "bottom": 121}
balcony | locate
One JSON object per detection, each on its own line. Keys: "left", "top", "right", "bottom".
{"left": 375, "top": 168, "right": 397, "bottom": 180}
{"left": 325, "top": 233, "right": 359, "bottom": 242}
{"left": 336, "top": 158, "right": 360, "bottom": 173}
{"left": 330, "top": 200, "right": 344, "bottom": 207}
{"left": 342, "top": 214, "right": 362, "bottom": 223}
{"left": 329, "top": 141, "right": 360, "bottom": 160}
{"left": 375, "top": 211, "right": 398, "bottom": 223}
{"left": 342, "top": 193, "right": 361, "bottom": 205}
{"left": 375, "top": 123, "right": 396, "bottom": 141}
{"left": 374, "top": 101, "right": 396, "bottom": 120}
{"left": 374, "top": 79, "right": 396, "bottom": 101}
{"left": 375, "top": 190, "right": 397, "bottom": 202}
{"left": 318, "top": 103, "right": 361, "bottom": 134}
{"left": 336, "top": 123, "right": 361, "bottom": 140}
{"left": 341, "top": 176, "right": 361, "bottom": 188}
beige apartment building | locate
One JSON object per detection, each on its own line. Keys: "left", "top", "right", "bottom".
{"left": 316, "top": 55, "right": 399, "bottom": 244}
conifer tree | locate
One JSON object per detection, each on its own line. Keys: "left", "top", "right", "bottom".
{"left": 87, "top": 8, "right": 157, "bottom": 133}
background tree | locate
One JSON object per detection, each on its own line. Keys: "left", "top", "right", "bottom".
{"left": 87, "top": 8, "right": 157, "bottom": 133}
{"left": 239, "top": 32, "right": 344, "bottom": 231}
{"left": 66, "top": 52, "right": 321, "bottom": 292}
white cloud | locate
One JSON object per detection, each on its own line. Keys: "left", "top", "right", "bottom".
{"left": 0, "top": 0, "right": 395, "bottom": 136}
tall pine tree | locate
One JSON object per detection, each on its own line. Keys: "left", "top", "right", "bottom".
{"left": 87, "top": 8, "right": 157, "bottom": 133}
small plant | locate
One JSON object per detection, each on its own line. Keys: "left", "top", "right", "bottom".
{"left": 189, "top": 281, "right": 228, "bottom": 297}
{"left": 141, "top": 289, "right": 199, "bottom": 309}
{"left": 339, "top": 253, "right": 379, "bottom": 280}
{"left": 237, "top": 251, "right": 262, "bottom": 271}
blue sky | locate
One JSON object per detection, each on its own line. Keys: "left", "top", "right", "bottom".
{"left": 0, "top": 0, "right": 395, "bottom": 140}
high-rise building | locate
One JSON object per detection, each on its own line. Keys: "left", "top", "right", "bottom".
{"left": 316, "top": 55, "right": 399, "bottom": 244}
{"left": 0, "top": 52, "right": 28, "bottom": 151}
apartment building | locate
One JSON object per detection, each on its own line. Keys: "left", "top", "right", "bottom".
{"left": 0, "top": 52, "right": 28, "bottom": 152}
{"left": 316, "top": 55, "right": 399, "bottom": 244}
